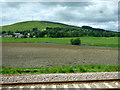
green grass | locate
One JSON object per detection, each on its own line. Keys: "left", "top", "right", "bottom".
{"left": 2, "top": 21, "right": 81, "bottom": 31}
{"left": 2, "top": 37, "right": 119, "bottom": 48}
{"left": 1, "top": 65, "right": 119, "bottom": 74}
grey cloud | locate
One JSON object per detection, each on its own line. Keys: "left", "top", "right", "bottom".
{"left": 54, "top": 3, "right": 117, "bottom": 23}
{"left": 2, "top": 2, "right": 25, "bottom": 8}
{"left": 39, "top": 2, "right": 93, "bottom": 7}
{"left": 1, "top": 2, "right": 118, "bottom": 31}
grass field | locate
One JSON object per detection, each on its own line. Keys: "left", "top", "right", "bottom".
{"left": 2, "top": 21, "right": 81, "bottom": 31}
{"left": 2, "top": 37, "right": 119, "bottom": 47}
{"left": 1, "top": 65, "right": 119, "bottom": 74}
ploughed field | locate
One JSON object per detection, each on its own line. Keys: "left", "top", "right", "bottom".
{"left": 2, "top": 43, "right": 118, "bottom": 68}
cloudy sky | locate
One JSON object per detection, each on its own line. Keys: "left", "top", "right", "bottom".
{"left": 1, "top": 1, "right": 118, "bottom": 31}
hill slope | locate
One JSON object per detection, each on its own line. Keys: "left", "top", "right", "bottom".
{"left": 2, "top": 21, "right": 81, "bottom": 32}
{"left": 1, "top": 21, "right": 119, "bottom": 37}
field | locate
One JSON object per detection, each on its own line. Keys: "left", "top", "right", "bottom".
{"left": 2, "top": 37, "right": 119, "bottom": 74}
{"left": 2, "top": 21, "right": 81, "bottom": 31}
{"left": 2, "top": 37, "right": 119, "bottom": 47}
{"left": 2, "top": 43, "right": 118, "bottom": 68}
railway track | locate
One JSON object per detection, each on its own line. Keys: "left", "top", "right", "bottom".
{"left": 1, "top": 72, "right": 120, "bottom": 89}
{"left": 1, "top": 80, "right": 119, "bottom": 89}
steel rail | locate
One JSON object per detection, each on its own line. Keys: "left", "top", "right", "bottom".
{"left": 1, "top": 79, "right": 120, "bottom": 86}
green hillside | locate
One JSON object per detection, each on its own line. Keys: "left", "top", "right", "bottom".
{"left": 2, "top": 21, "right": 81, "bottom": 31}
{"left": 1, "top": 20, "right": 119, "bottom": 37}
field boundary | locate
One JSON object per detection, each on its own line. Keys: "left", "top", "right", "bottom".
{"left": 2, "top": 37, "right": 119, "bottom": 48}
{"left": 1, "top": 72, "right": 119, "bottom": 84}
{"left": 2, "top": 42, "right": 120, "bottom": 49}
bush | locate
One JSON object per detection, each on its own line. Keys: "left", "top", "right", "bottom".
{"left": 23, "top": 35, "right": 27, "bottom": 38}
{"left": 70, "top": 38, "right": 81, "bottom": 45}
{"left": 30, "top": 35, "right": 33, "bottom": 38}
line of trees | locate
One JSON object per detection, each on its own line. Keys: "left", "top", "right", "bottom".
{"left": 2, "top": 27, "right": 120, "bottom": 38}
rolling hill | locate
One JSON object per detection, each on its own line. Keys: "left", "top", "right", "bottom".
{"left": 1, "top": 20, "right": 119, "bottom": 37}
{"left": 1, "top": 21, "right": 82, "bottom": 32}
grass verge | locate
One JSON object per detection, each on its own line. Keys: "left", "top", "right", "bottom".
{"left": 1, "top": 65, "right": 120, "bottom": 74}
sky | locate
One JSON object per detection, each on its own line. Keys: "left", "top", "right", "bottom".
{"left": 0, "top": 1, "right": 118, "bottom": 31}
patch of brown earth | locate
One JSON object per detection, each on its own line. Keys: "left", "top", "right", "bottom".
{"left": 2, "top": 43, "right": 118, "bottom": 67}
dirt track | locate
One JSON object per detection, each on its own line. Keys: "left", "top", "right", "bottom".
{"left": 2, "top": 43, "right": 118, "bottom": 67}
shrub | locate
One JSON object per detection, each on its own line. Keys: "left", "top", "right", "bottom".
{"left": 30, "top": 35, "right": 33, "bottom": 38}
{"left": 70, "top": 38, "right": 81, "bottom": 45}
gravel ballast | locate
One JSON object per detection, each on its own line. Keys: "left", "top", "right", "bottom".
{"left": 1, "top": 72, "right": 119, "bottom": 84}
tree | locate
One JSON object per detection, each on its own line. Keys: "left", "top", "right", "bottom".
{"left": 7, "top": 31, "right": 13, "bottom": 35}
{"left": 33, "top": 28, "right": 38, "bottom": 32}
{"left": 70, "top": 38, "right": 81, "bottom": 45}
{"left": 30, "top": 32, "right": 33, "bottom": 38}
{"left": 2, "top": 31, "right": 6, "bottom": 34}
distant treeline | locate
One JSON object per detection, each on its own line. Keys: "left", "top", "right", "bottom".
{"left": 2, "top": 26, "right": 119, "bottom": 37}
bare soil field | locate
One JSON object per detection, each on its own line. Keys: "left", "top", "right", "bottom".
{"left": 2, "top": 43, "right": 118, "bottom": 68}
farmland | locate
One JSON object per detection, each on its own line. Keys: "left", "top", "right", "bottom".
{"left": 2, "top": 43, "right": 118, "bottom": 68}
{"left": 1, "top": 23, "right": 119, "bottom": 74}
{"left": 2, "top": 37, "right": 119, "bottom": 48}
